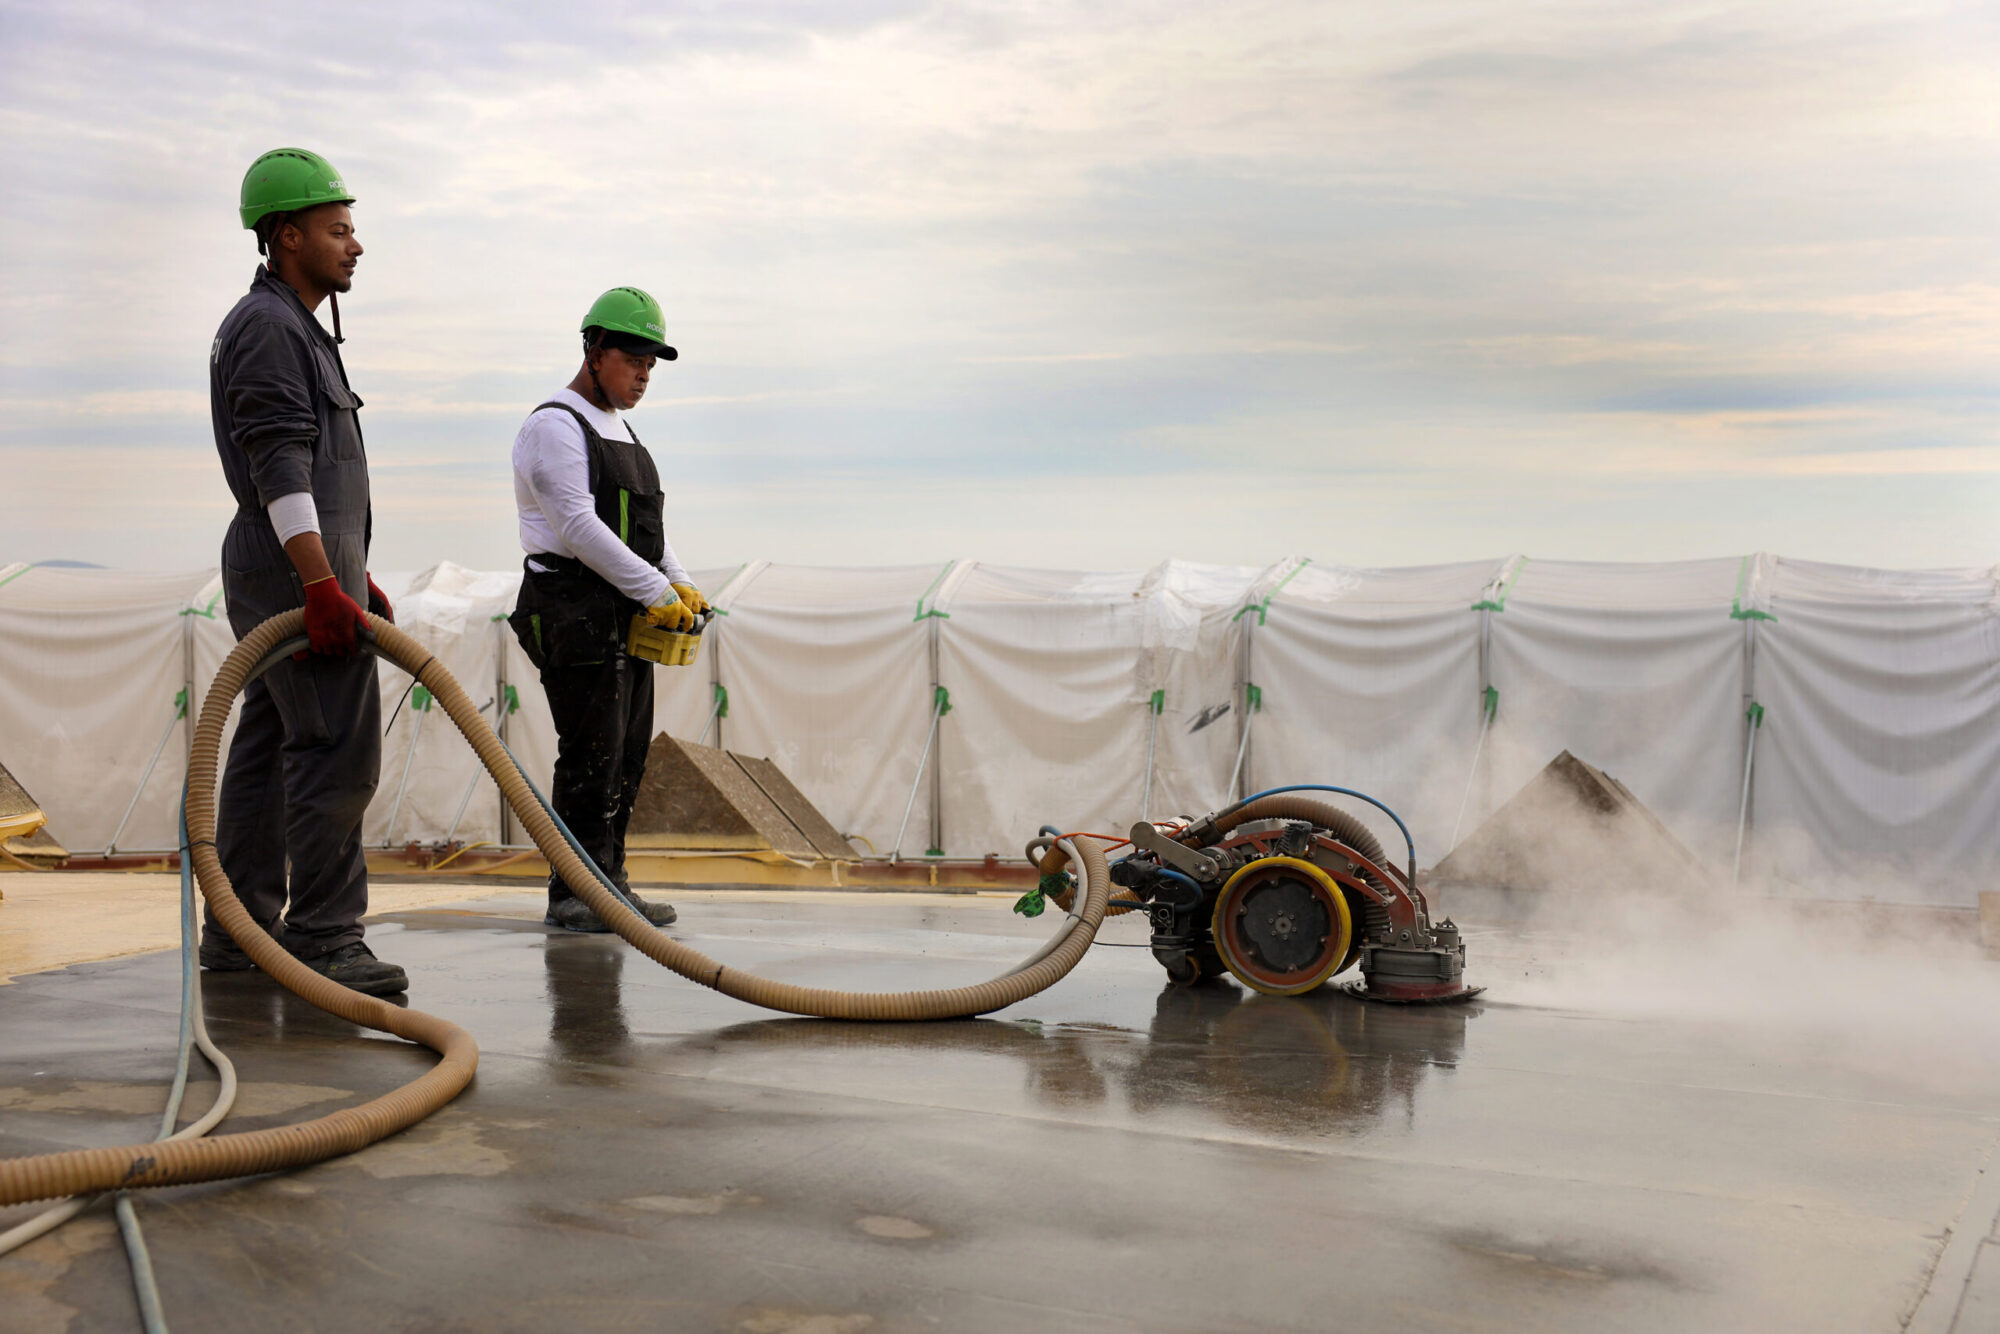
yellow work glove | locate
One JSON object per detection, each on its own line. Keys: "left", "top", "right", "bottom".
{"left": 644, "top": 591, "right": 695, "bottom": 632}
{"left": 671, "top": 582, "right": 709, "bottom": 616}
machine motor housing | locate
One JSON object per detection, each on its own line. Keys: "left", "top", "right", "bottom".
{"left": 1106, "top": 810, "right": 1472, "bottom": 1002}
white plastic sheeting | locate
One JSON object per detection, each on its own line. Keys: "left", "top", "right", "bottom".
{"left": 935, "top": 561, "right": 1265, "bottom": 859}
{"left": 1252, "top": 560, "right": 1496, "bottom": 861}
{"left": 702, "top": 562, "right": 939, "bottom": 858}
{"left": 1481, "top": 558, "right": 1756, "bottom": 857}
{"left": 0, "top": 554, "right": 1994, "bottom": 904}
{"left": 0, "top": 565, "right": 213, "bottom": 854}
{"left": 1751, "top": 559, "right": 2000, "bottom": 901}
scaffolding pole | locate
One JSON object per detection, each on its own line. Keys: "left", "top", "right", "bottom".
{"left": 1141, "top": 689, "right": 1164, "bottom": 822}
{"left": 891, "top": 687, "right": 949, "bottom": 863}
{"left": 1732, "top": 703, "right": 1765, "bottom": 885}
{"left": 494, "top": 618, "right": 516, "bottom": 848}
{"left": 381, "top": 688, "right": 431, "bottom": 847}
{"left": 103, "top": 691, "right": 187, "bottom": 856}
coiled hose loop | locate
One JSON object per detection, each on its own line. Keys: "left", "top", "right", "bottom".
{"left": 0, "top": 609, "right": 1112, "bottom": 1207}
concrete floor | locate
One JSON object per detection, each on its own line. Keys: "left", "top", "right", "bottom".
{"left": 3, "top": 889, "right": 1998, "bottom": 1333}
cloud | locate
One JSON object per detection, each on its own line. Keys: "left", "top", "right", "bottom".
{"left": 0, "top": 0, "right": 1995, "bottom": 572}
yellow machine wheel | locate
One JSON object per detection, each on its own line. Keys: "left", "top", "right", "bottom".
{"left": 1210, "top": 856, "right": 1354, "bottom": 996}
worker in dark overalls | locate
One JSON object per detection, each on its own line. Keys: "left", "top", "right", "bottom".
{"left": 202, "top": 148, "right": 406, "bottom": 996}
{"left": 508, "top": 288, "right": 700, "bottom": 932}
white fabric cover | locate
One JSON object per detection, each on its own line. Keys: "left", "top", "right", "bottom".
{"left": 1749, "top": 558, "right": 2000, "bottom": 900}
{"left": 1481, "top": 558, "right": 1753, "bottom": 862}
{"left": 2, "top": 554, "right": 1994, "bottom": 905}
{"left": 933, "top": 561, "right": 1264, "bottom": 857}
{"left": 364, "top": 563, "right": 523, "bottom": 848}
{"left": 1253, "top": 560, "right": 1498, "bottom": 863}
{"left": 704, "top": 564, "right": 940, "bottom": 855}
{"left": 0, "top": 566, "right": 213, "bottom": 853}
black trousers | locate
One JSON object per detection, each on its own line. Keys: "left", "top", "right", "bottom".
{"left": 540, "top": 649, "right": 654, "bottom": 904}
{"left": 211, "top": 529, "right": 382, "bottom": 959}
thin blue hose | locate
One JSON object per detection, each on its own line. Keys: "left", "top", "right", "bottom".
{"left": 109, "top": 787, "right": 201, "bottom": 1334}
{"left": 494, "top": 737, "right": 643, "bottom": 915}
{"left": 1238, "top": 784, "right": 1419, "bottom": 883}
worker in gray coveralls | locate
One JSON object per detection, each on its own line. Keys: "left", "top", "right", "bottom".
{"left": 201, "top": 147, "right": 406, "bottom": 997}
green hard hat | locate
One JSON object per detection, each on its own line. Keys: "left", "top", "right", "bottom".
{"left": 581, "top": 287, "right": 677, "bottom": 360}
{"left": 239, "top": 147, "right": 354, "bottom": 230}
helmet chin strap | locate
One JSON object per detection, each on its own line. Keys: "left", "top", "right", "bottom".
{"left": 259, "top": 215, "right": 343, "bottom": 344}
{"left": 584, "top": 336, "right": 612, "bottom": 410}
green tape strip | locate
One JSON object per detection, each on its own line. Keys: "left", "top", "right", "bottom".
{"left": 1746, "top": 701, "right": 1765, "bottom": 728}
{"left": 412, "top": 684, "right": 433, "bottom": 712}
{"left": 1471, "top": 557, "right": 1527, "bottom": 613}
{"left": 1234, "top": 557, "right": 1312, "bottom": 624}
{"left": 1482, "top": 684, "right": 1498, "bottom": 720}
{"left": 173, "top": 688, "right": 189, "bottom": 720}
{"left": 503, "top": 684, "right": 521, "bottom": 716}
{"left": 180, "top": 587, "right": 226, "bottom": 619}
{"left": 914, "top": 559, "right": 958, "bottom": 621}
{"left": 1245, "top": 682, "right": 1262, "bottom": 713}
{"left": 1730, "top": 555, "right": 1778, "bottom": 622}
{"left": 713, "top": 683, "right": 729, "bottom": 719}
{"left": 1149, "top": 688, "right": 1165, "bottom": 716}
{"left": 933, "top": 685, "right": 952, "bottom": 717}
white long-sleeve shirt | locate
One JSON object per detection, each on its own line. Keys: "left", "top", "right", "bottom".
{"left": 512, "top": 387, "right": 690, "bottom": 606}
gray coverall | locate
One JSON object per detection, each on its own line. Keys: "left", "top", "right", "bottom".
{"left": 206, "top": 266, "right": 380, "bottom": 959}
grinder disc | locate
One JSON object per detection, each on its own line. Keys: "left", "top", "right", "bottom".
{"left": 1210, "top": 856, "right": 1353, "bottom": 996}
{"left": 1336, "top": 980, "right": 1486, "bottom": 1006}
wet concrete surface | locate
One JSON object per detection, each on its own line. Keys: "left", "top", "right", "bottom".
{"left": 3, "top": 892, "right": 1999, "bottom": 1333}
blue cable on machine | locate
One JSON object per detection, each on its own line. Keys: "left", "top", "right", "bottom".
{"left": 1237, "top": 784, "right": 1419, "bottom": 884}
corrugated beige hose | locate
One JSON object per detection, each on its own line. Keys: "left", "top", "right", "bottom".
{"left": 0, "top": 610, "right": 1111, "bottom": 1208}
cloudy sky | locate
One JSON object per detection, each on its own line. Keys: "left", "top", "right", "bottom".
{"left": 2, "top": 0, "right": 1994, "bottom": 576}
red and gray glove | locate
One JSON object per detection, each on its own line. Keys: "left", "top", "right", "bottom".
{"left": 366, "top": 573, "right": 394, "bottom": 624}
{"left": 302, "top": 575, "right": 368, "bottom": 656}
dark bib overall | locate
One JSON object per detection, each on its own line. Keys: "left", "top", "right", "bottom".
{"left": 508, "top": 402, "right": 667, "bottom": 904}
{"left": 508, "top": 403, "right": 666, "bottom": 668}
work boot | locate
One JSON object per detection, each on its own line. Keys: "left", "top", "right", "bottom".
{"left": 609, "top": 868, "right": 677, "bottom": 927}
{"left": 621, "top": 887, "right": 678, "bottom": 927}
{"left": 294, "top": 941, "right": 408, "bottom": 996}
{"left": 544, "top": 896, "right": 614, "bottom": 934}
{"left": 544, "top": 887, "right": 677, "bottom": 933}
{"left": 198, "top": 932, "right": 257, "bottom": 972}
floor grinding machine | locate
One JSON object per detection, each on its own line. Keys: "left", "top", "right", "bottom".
{"left": 1033, "top": 791, "right": 1479, "bottom": 1003}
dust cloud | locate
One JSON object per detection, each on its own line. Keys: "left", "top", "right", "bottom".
{"left": 1434, "top": 793, "right": 2000, "bottom": 1096}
